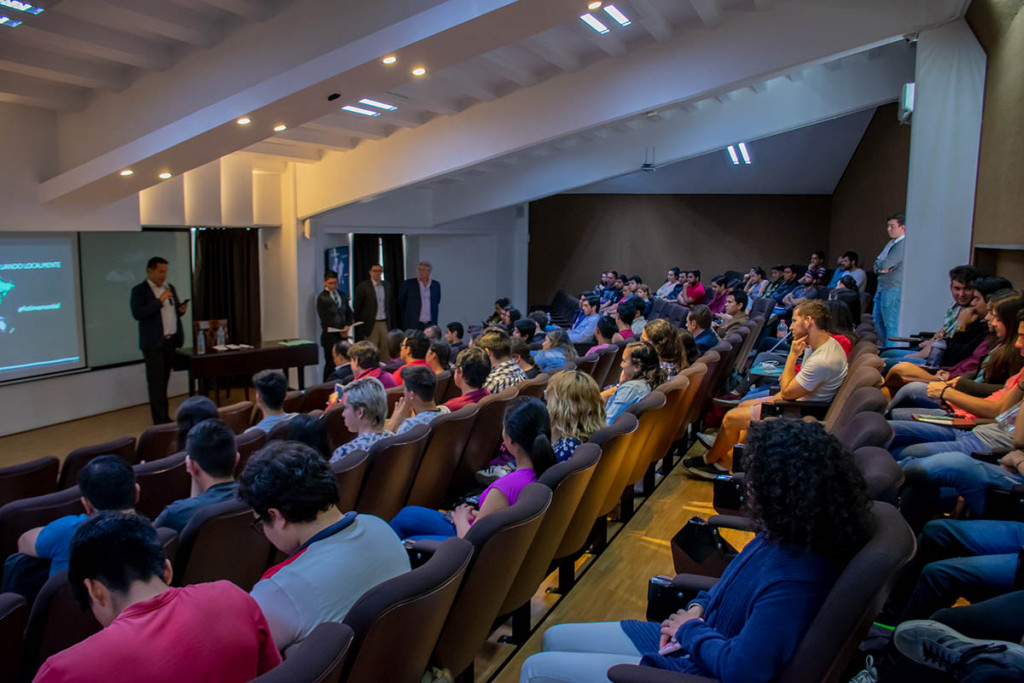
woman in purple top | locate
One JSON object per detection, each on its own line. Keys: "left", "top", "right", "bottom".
{"left": 389, "top": 396, "right": 557, "bottom": 541}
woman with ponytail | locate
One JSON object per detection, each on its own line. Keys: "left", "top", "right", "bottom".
{"left": 389, "top": 396, "right": 556, "bottom": 541}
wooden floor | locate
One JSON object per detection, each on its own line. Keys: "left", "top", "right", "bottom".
{"left": 0, "top": 398, "right": 750, "bottom": 683}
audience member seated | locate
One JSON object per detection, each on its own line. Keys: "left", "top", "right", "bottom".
{"left": 446, "top": 321, "right": 467, "bottom": 353}
{"left": 532, "top": 329, "right": 578, "bottom": 373}
{"left": 326, "top": 340, "right": 354, "bottom": 385}
{"left": 706, "top": 275, "right": 729, "bottom": 315}
{"left": 277, "top": 413, "right": 331, "bottom": 459}
{"left": 33, "top": 513, "right": 281, "bottom": 682}
{"left": 426, "top": 340, "right": 451, "bottom": 374}
{"left": 385, "top": 366, "right": 450, "bottom": 435}
{"left": 761, "top": 264, "right": 785, "bottom": 300}
{"left": 744, "top": 266, "right": 768, "bottom": 300}
{"left": 781, "top": 269, "right": 821, "bottom": 310}
{"left": 246, "top": 370, "right": 296, "bottom": 434}
{"left": 585, "top": 316, "right": 619, "bottom": 356}
{"left": 547, "top": 370, "right": 605, "bottom": 462}
{"left": 513, "top": 318, "right": 538, "bottom": 344}
{"left": 824, "top": 299, "right": 859, "bottom": 356}
{"left": 614, "top": 299, "right": 638, "bottom": 341}
{"left": 424, "top": 324, "right": 443, "bottom": 341}
{"left": 677, "top": 270, "right": 705, "bottom": 307}
{"left": 330, "top": 377, "right": 394, "bottom": 462}
{"left": 174, "top": 395, "right": 218, "bottom": 452}
{"left": 347, "top": 340, "right": 398, "bottom": 389}
{"left": 484, "top": 298, "right": 510, "bottom": 327}
{"left": 569, "top": 295, "right": 601, "bottom": 344}
{"left": 714, "top": 289, "right": 749, "bottom": 339}
{"left": 687, "top": 300, "right": 848, "bottom": 478}
{"left": 389, "top": 397, "right": 556, "bottom": 541}
{"left": 529, "top": 310, "right": 552, "bottom": 335}
{"left": 686, "top": 305, "right": 718, "bottom": 355}
{"left": 502, "top": 307, "right": 523, "bottom": 332}
{"left": 827, "top": 250, "right": 867, "bottom": 289}
{"left": 636, "top": 284, "right": 654, "bottom": 319}
{"left": 390, "top": 329, "right": 431, "bottom": 383}
{"left": 520, "top": 419, "right": 874, "bottom": 683}
{"left": 477, "top": 327, "right": 528, "bottom": 393}
{"left": 444, "top": 348, "right": 491, "bottom": 411}
{"left": 511, "top": 339, "right": 542, "bottom": 379}
{"left": 18, "top": 456, "right": 138, "bottom": 578}
{"left": 385, "top": 330, "right": 405, "bottom": 369}
{"left": 242, "top": 441, "right": 410, "bottom": 656}
{"left": 770, "top": 264, "right": 800, "bottom": 307}
{"left": 642, "top": 318, "right": 688, "bottom": 381}
{"left": 603, "top": 341, "right": 665, "bottom": 425}
{"left": 829, "top": 277, "right": 862, "bottom": 322}
{"left": 154, "top": 419, "right": 239, "bottom": 534}
{"left": 806, "top": 250, "right": 827, "bottom": 282}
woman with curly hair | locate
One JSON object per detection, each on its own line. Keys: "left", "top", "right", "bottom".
{"left": 642, "top": 318, "right": 689, "bottom": 380}
{"left": 602, "top": 341, "right": 665, "bottom": 424}
{"left": 521, "top": 419, "right": 875, "bottom": 683}
{"left": 546, "top": 370, "right": 606, "bottom": 462}
{"left": 532, "top": 329, "right": 579, "bottom": 373}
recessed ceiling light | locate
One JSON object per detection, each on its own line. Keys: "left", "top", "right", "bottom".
{"left": 0, "top": 1, "right": 43, "bottom": 14}
{"left": 727, "top": 146, "right": 740, "bottom": 165}
{"left": 158, "top": 172, "right": 172, "bottom": 179}
{"left": 382, "top": 55, "right": 397, "bottom": 65}
{"left": 580, "top": 13, "right": 609, "bottom": 34}
{"left": 236, "top": 117, "right": 251, "bottom": 125}
{"left": 273, "top": 124, "right": 287, "bottom": 132}
{"left": 603, "top": 5, "right": 630, "bottom": 26}
{"left": 587, "top": 1, "right": 603, "bottom": 9}
{"left": 0, "top": 15, "right": 22, "bottom": 27}
{"left": 119, "top": 169, "right": 133, "bottom": 177}
{"left": 738, "top": 142, "right": 752, "bottom": 164}
{"left": 342, "top": 105, "right": 380, "bottom": 117}
{"left": 411, "top": 66, "right": 427, "bottom": 77}
{"left": 358, "top": 98, "right": 397, "bottom": 111}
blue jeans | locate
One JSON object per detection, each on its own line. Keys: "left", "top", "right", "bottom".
{"left": 389, "top": 505, "right": 456, "bottom": 542}
{"left": 887, "top": 382, "right": 943, "bottom": 415}
{"left": 900, "top": 451, "right": 1024, "bottom": 517}
{"left": 888, "top": 421, "right": 987, "bottom": 460}
{"left": 874, "top": 286, "right": 901, "bottom": 346}
{"left": 903, "top": 519, "right": 1024, "bottom": 620}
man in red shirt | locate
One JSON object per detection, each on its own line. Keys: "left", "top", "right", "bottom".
{"left": 33, "top": 513, "right": 280, "bottom": 683}
{"left": 444, "top": 347, "right": 491, "bottom": 411}
{"left": 390, "top": 330, "right": 431, "bottom": 383}
{"left": 348, "top": 341, "right": 398, "bottom": 389}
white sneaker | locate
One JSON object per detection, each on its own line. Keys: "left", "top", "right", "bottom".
{"left": 848, "top": 654, "right": 877, "bottom": 683}
{"left": 475, "top": 465, "right": 511, "bottom": 485}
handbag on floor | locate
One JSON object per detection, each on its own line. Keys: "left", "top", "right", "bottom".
{"left": 670, "top": 516, "right": 737, "bottom": 577}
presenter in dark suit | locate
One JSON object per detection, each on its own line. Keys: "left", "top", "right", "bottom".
{"left": 352, "top": 263, "right": 398, "bottom": 360}
{"left": 130, "top": 256, "right": 187, "bottom": 425}
{"left": 398, "top": 261, "right": 441, "bottom": 331}
{"left": 316, "top": 269, "right": 353, "bottom": 381}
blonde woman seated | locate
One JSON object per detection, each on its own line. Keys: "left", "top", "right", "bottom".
{"left": 329, "top": 377, "right": 393, "bottom": 462}
{"left": 603, "top": 342, "right": 666, "bottom": 424}
{"left": 547, "top": 370, "right": 607, "bottom": 462}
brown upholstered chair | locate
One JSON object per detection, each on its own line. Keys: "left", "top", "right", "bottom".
{"left": 321, "top": 404, "right": 356, "bottom": 454}
{"left": 135, "top": 423, "right": 181, "bottom": 463}
{"left": 353, "top": 424, "right": 431, "bottom": 521}
{"left": 299, "top": 382, "right": 336, "bottom": 413}
{"left": 827, "top": 387, "right": 888, "bottom": 438}
{"left": 406, "top": 404, "right": 481, "bottom": 509}
{"left": 0, "top": 457, "right": 59, "bottom": 508}
{"left": 235, "top": 429, "right": 266, "bottom": 475}
{"left": 641, "top": 374, "right": 691, "bottom": 481}
{"left": 341, "top": 537, "right": 473, "bottom": 683}
{"left": 668, "top": 362, "right": 708, "bottom": 452}
{"left": 689, "top": 350, "right": 721, "bottom": 433}
{"left": 21, "top": 570, "right": 102, "bottom": 679}
{"left": 618, "top": 391, "right": 668, "bottom": 520}
{"left": 282, "top": 390, "right": 305, "bottom": 414}
{"left": 498, "top": 444, "right": 601, "bottom": 643}
{"left": 702, "top": 341, "right": 734, "bottom": 406}
{"left": 426, "top": 484, "right": 551, "bottom": 681}
{"left": 331, "top": 449, "right": 369, "bottom": 512}
{"left": 0, "top": 592, "right": 27, "bottom": 683}
{"left": 607, "top": 502, "right": 916, "bottom": 683}
{"left": 218, "top": 401, "right": 255, "bottom": 434}
{"left": 250, "top": 622, "right": 354, "bottom": 683}
{"left": 385, "top": 385, "right": 404, "bottom": 417}
{"left": 591, "top": 346, "right": 619, "bottom": 389}
{"left": 441, "top": 373, "right": 462, "bottom": 404}
{"left": 171, "top": 499, "right": 275, "bottom": 591}
{"left": 58, "top": 437, "right": 137, "bottom": 489}
{"left": 833, "top": 411, "right": 893, "bottom": 451}
{"left": 516, "top": 373, "right": 550, "bottom": 401}
{"left": 450, "top": 385, "right": 519, "bottom": 493}
{"left": 0, "top": 487, "right": 85, "bottom": 562}
{"left": 133, "top": 452, "right": 190, "bottom": 520}
{"left": 264, "top": 417, "right": 295, "bottom": 443}
{"left": 574, "top": 353, "right": 599, "bottom": 378}
{"left": 853, "top": 446, "right": 904, "bottom": 504}
{"left": 433, "top": 371, "right": 453, "bottom": 405}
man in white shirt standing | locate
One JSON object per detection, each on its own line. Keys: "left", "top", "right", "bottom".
{"left": 398, "top": 261, "right": 441, "bottom": 331}
{"left": 130, "top": 256, "right": 188, "bottom": 424}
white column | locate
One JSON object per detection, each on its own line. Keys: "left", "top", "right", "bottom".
{"left": 900, "top": 19, "right": 986, "bottom": 335}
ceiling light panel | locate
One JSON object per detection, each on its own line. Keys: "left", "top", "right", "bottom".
{"left": 342, "top": 105, "right": 380, "bottom": 117}
{"left": 0, "top": 1, "right": 42, "bottom": 14}
{"left": 738, "top": 142, "right": 752, "bottom": 164}
{"left": 0, "top": 15, "right": 22, "bottom": 27}
{"left": 580, "top": 13, "right": 610, "bottom": 34}
{"left": 358, "top": 98, "right": 397, "bottom": 111}
{"left": 726, "top": 146, "right": 739, "bottom": 165}
{"left": 603, "top": 5, "right": 630, "bottom": 26}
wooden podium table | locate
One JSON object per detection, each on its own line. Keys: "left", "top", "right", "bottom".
{"left": 176, "top": 341, "right": 318, "bottom": 397}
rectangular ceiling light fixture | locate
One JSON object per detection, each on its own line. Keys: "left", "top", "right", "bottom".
{"left": 358, "top": 98, "right": 397, "bottom": 111}
{"left": 0, "top": 15, "right": 22, "bottom": 27}
{"left": 0, "top": 0, "right": 43, "bottom": 14}
{"left": 603, "top": 5, "right": 630, "bottom": 26}
{"left": 342, "top": 105, "right": 380, "bottom": 117}
{"left": 580, "top": 13, "right": 610, "bottom": 34}
{"left": 727, "top": 146, "right": 740, "bottom": 165}
{"left": 738, "top": 142, "right": 752, "bottom": 164}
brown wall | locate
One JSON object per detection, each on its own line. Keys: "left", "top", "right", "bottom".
{"left": 528, "top": 194, "right": 831, "bottom": 307}
{"left": 829, "top": 103, "right": 912, "bottom": 266}
{"left": 968, "top": 0, "right": 1024, "bottom": 247}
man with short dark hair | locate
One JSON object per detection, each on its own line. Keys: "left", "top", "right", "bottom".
{"left": 678, "top": 270, "right": 705, "bottom": 306}
{"left": 686, "top": 305, "right": 718, "bottom": 355}
{"left": 33, "top": 512, "right": 281, "bottom": 683}
{"left": 390, "top": 329, "right": 430, "bottom": 382}
{"left": 513, "top": 318, "right": 538, "bottom": 344}
{"left": 586, "top": 316, "right": 619, "bottom": 355}
{"left": 247, "top": 370, "right": 295, "bottom": 433}
{"left": 874, "top": 212, "right": 907, "bottom": 344}
{"left": 327, "top": 339, "right": 353, "bottom": 384}
{"left": 243, "top": 441, "right": 408, "bottom": 656}
{"left": 782, "top": 269, "right": 822, "bottom": 310}
{"left": 19, "top": 455, "right": 139, "bottom": 577}
{"left": 476, "top": 327, "right": 527, "bottom": 393}
{"left": 353, "top": 263, "right": 397, "bottom": 358}
{"left": 347, "top": 340, "right": 398, "bottom": 388}
{"left": 130, "top": 256, "right": 189, "bottom": 424}
{"left": 715, "top": 290, "right": 749, "bottom": 339}
{"left": 398, "top": 261, "right": 441, "bottom": 331}
{"left": 569, "top": 295, "right": 600, "bottom": 344}
{"left": 155, "top": 419, "right": 239, "bottom": 534}
{"left": 426, "top": 340, "right": 451, "bottom": 374}
{"left": 445, "top": 322, "right": 466, "bottom": 352}
{"left": 807, "top": 250, "right": 827, "bottom": 282}
{"left": 828, "top": 251, "right": 867, "bottom": 289}
{"left": 316, "top": 269, "right": 353, "bottom": 381}
{"left": 444, "top": 348, "right": 491, "bottom": 411}
{"left": 385, "top": 365, "right": 450, "bottom": 434}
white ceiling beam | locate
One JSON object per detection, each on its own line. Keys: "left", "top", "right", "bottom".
{"left": 245, "top": 140, "right": 322, "bottom": 162}
{"left": 689, "top": 0, "right": 722, "bottom": 27}
{"left": 629, "top": 0, "right": 673, "bottom": 41}
{"left": 523, "top": 34, "right": 581, "bottom": 71}
{"left": 275, "top": 126, "right": 356, "bottom": 151}
{"left": 477, "top": 52, "right": 539, "bottom": 87}
{"left": 392, "top": 91, "right": 461, "bottom": 117}
{"left": 0, "top": 71, "right": 91, "bottom": 111}
{"left": 12, "top": 15, "right": 176, "bottom": 70}
{"left": 433, "top": 65, "right": 500, "bottom": 102}
{"left": 60, "top": 0, "right": 224, "bottom": 48}
{"left": 199, "top": 0, "right": 274, "bottom": 21}
{"left": 0, "top": 45, "right": 131, "bottom": 90}
{"left": 306, "top": 118, "right": 388, "bottom": 141}
{"left": 588, "top": 30, "right": 628, "bottom": 57}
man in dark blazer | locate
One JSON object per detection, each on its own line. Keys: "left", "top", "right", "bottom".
{"left": 398, "top": 261, "right": 441, "bottom": 331}
{"left": 130, "top": 256, "right": 187, "bottom": 425}
{"left": 352, "top": 263, "right": 398, "bottom": 360}
{"left": 316, "top": 269, "right": 353, "bottom": 381}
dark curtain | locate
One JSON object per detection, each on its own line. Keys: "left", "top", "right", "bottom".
{"left": 195, "top": 228, "right": 261, "bottom": 346}
{"left": 381, "top": 233, "right": 405, "bottom": 320}
{"left": 351, "top": 234, "right": 382, "bottom": 287}
{"left": 351, "top": 233, "right": 405, "bottom": 318}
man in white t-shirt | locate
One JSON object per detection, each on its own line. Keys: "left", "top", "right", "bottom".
{"left": 686, "top": 300, "right": 848, "bottom": 478}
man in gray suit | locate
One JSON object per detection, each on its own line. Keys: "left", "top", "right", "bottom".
{"left": 873, "top": 212, "right": 906, "bottom": 345}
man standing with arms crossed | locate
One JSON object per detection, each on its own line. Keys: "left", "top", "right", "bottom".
{"left": 874, "top": 212, "right": 907, "bottom": 346}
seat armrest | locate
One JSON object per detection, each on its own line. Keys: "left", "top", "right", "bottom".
{"left": 708, "top": 514, "right": 756, "bottom": 532}
{"left": 759, "top": 400, "right": 830, "bottom": 420}
{"left": 669, "top": 573, "right": 719, "bottom": 593}
{"left": 971, "top": 450, "right": 1001, "bottom": 465}
{"left": 608, "top": 664, "right": 720, "bottom": 683}
{"left": 404, "top": 538, "right": 442, "bottom": 568}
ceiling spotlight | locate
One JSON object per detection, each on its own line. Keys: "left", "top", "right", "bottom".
{"left": 587, "top": 1, "right": 602, "bottom": 9}
{"left": 158, "top": 171, "right": 172, "bottom": 179}
{"left": 580, "top": 13, "right": 609, "bottom": 34}
{"left": 119, "top": 169, "right": 133, "bottom": 177}
{"left": 411, "top": 66, "right": 427, "bottom": 77}
{"left": 273, "top": 124, "right": 287, "bottom": 132}
{"left": 382, "top": 55, "right": 397, "bottom": 65}
{"left": 603, "top": 5, "right": 630, "bottom": 26}
{"left": 236, "top": 117, "right": 251, "bottom": 125}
